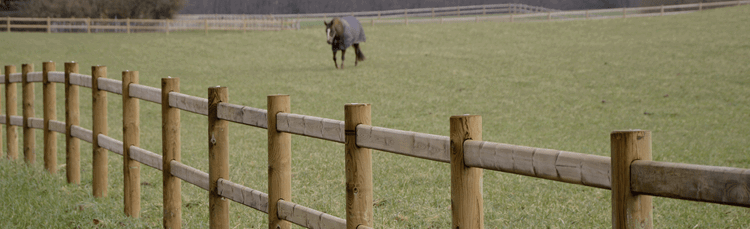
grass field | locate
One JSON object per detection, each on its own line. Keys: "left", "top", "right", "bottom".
{"left": 1, "top": 5, "right": 749, "bottom": 228}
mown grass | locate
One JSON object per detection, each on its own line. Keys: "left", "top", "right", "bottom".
{"left": 1, "top": 5, "right": 749, "bottom": 228}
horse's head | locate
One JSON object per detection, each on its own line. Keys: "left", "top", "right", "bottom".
{"left": 323, "top": 18, "right": 342, "bottom": 45}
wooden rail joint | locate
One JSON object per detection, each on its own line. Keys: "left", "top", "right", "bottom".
{"left": 611, "top": 130, "right": 652, "bottom": 229}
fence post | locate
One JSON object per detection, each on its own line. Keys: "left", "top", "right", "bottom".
{"left": 548, "top": 12, "right": 552, "bottom": 21}
{"left": 432, "top": 8, "right": 435, "bottom": 18}
{"left": 611, "top": 130, "right": 653, "bottom": 229}
{"left": 22, "top": 63, "right": 35, "bottom": 165}
{"left": 204, "top": 19, "right": 208, "bottom": 35}
{"left": 586, "top": 10, "right": 590, "bottom": 19}
{"left": 457, "top": 7, "right": 461, "bottom": 16}
{"left": 404, "top": 10, "right": 408, "bottom": 25}
{"left": 699, "top": 2, "right": 703, "bottom": 11}
{"left": 47, "top": 17, "right": 50, "bottom": 33}
{"left": 127, "top": 18, "right": 130, "bottom": 34}
{"left": 344, "top": 103, "right": 373, "bottom": 229}
{"left": 6, "top": 16, "right": 9, "bottom": 32}
{"left": 449, "top": 115, "right": 483, "bottom": 229}
{"left": 64, "top": 62, "right": 80, "bottom": 184}
{"left": 208, "top": 86, "right": 229, "bottom": 229}
{"left": 166, "top": 19, "right": 170, "bottom": 35}
{"left": 660, "top": 5, "right": 664, "bottom": 16}
{"left": 162, "top": 77, "right": 181, "bottom": 228}
{"left": 43, "top": 61, "right": 57, "bottom": 173}
{"left": 4, "top": 65, "right": 17, "bottom": 160}
{"left": 243, "top": 19, "right": 247, "bottom": 33}
{"left": 92, "top": 65, "right": 108, "bottom": 197}
{"left": 268, "top": 95, "right": 291, "bottom": 229}
{"left": 122, "top": 70, "right": 141, "bottom": 218}
{"left": 87, "top": 18, "right": 90, "bottom": 33}
{"left": 623, "top": 8, "right": 627, "bottom": 18}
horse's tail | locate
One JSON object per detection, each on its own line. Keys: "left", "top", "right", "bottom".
{"left": 355, "top": 48, "right": 365, "bottom": 61}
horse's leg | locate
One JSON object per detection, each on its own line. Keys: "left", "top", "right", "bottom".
{"left": 332, "top": 50, "right": 338, "bottom": 69}
{"left": 340, "top": 49, "right": 346, "bottom": 69}
{"left": 353, "top": 44, "right": 360, "bottom": 67}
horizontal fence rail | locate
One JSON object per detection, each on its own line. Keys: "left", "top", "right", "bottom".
{"left": 1, "top": 17, "right": 297, "bottom": 34}
{"left": 1, "top": 62, "right": 749, "bottom": 229}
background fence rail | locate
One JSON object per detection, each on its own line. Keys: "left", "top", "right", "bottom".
{"left": 1, "top": 57, "right": 749, "bottom": 229}
{"left": 2, "top": 1, "right": 748, "bottom": 33}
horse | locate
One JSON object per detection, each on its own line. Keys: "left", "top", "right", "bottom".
{"left": 324, "top": 16, "right": 366, "bottom": 69}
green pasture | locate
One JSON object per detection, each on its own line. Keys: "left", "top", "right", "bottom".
{"left": 1, "top": 5, "right": 749, "bottom": 228}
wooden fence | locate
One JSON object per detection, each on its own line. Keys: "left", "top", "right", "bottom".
{"left": 1, "top": 61, "right": 749, "bottom": 228}
{"left": 181, "top": 0, "right": 749, "bottom": 28}
{"left": 0, "top": 17, "right": 298, "bottom": 34}
{"left": 2, "top": 1, "right": 748, "bottom": 34}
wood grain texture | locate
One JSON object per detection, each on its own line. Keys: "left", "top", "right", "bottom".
{"left": 92, "top": 65, "right": 108, "bottom": 198}
{"left": 267, "top": 95, "right": 291, "bottom": 229}
{"left": 97, "top": 77, "right": 122, "bottom": 95}
{"left": 277, "top": 199, "right": 347, "bottom": 229}
{"left": 43, "top": 62, "right": 57, "bottom": 174}
{"left": 70, "top": 125, "right": 93, "bottom": 143}
{"left": 208, "top": 86, "right": 229, "bottom": 229}
{"left": 217, "top": 103, "right": 267, "bottom": 128}
{"left": 169, "top": 91, "right": 208, "bottom": 115}
{"left": 128, "top": 83, "right": 161, "bottom": 104}
{"left": 631, "top": 161, "right": 750, "bottom": 207}
{"left": 611, "top": 130, "right": 652, "bottom": 229}
{"left": 22, "top": 64, "right": 35, "bottom": 164}
{"left": 69, "top": 73, "right": 92, "bottom": 88}
{"left": 4, "top": 65, "right": 17, "bottom": 160}
{"left": 449, "top": 115, "right": 483, "bottom": 229}
{"left": 28, "top": 117, "right": 44, "bottom": 129}
{"left": 97, "top": 134, "right": 123, "bottom": 156}
{"left": 26, "top": 71, "right": 42, "bottom": 82}
{"left": 161, "top": 78, "right": 182, "bottom": 229}
{"left": 129, "top": 146, "right": 162, "bottom": 171}
{"left": 217, "top": 178, "right": 269, "bottom": 213}
{"left": 47, "top": 71, "right": 64, "bottom": 83}
{"left": 8, "top": 72, "right": 22, "bottom": 83}
{"left": 276, "top": 113, "right": 344, "bottom": 143}
{"left": 65, "top": 62, "right": 80, "bottom": 184}
{"left": 463, "top": 141, "right": 612, "bottom": 189}
{"left": 171, "top": 160, "right": 209, "bottom": 191}
{"left": 48, "top": 117, "right": 66, "bottom": 134}
{"left": 355, "top": 125, "right": 450, "bottom": 163}
{"left": 122, "top": 70, "right": 141, "bottom": 218}
{"left": 344, "top": 103, "right": 373, "bottom": 229}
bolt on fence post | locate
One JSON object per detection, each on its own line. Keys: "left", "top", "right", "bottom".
{"left": 611, "top": 130, "right": 653, "bottom": 229}
{"left": 123, "top": 70, "right": 141, "bottom": 218}
{"left": 43, "top": 61, "right": 57, "bottom": 173}
{"left": 3, "top": 65, "right": 16, "bottom": 160}
{"left": 450, "top": 114, "right": 483, "bottom": 229}
{"left": 22, "top": 63, "right": 35, "bottom": 165}
{"left": 345, "top": 103, "right": 373, "bottom": 229}
{"left": 208, "top": 86, "right": 229, "bottom": 229}
{"left": 92, "top": 65, "right": 108, "bottom": 197}
{"left": 162, "top": 77, "right": 182, "bottom": 228}
{"left": 64, "top": 62, "right": 80, "bottom": 183}
{"left": 268, "top": 95, "right": 291, "bottom": 229}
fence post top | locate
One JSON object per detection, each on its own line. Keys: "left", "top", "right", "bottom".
{"left": 346, "top": 103, "right": 370, "bottom": 107}
{"left": 611, "top": 129, "right": 648, "bottom": 134}
{"left": 450, "top": 114, "right": 481, "bottom": 119}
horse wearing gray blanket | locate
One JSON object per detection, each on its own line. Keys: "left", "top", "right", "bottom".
{"left": 324, "top": 16, "right": 366, "bottom": 69}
